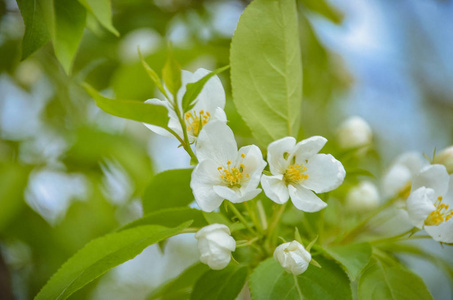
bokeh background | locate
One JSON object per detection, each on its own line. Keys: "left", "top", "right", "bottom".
{"left": 0, "top": 0, "right": 452, "bottom": 299}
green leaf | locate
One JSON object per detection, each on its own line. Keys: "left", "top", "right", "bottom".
{"left": 358, "top": 259, "right": 433, "bottom": 300}
{"left": 321, "top": 243, "right": 372, "bottom": 281}
{"left": 249, "top": 256, "right": 352, "bottom": 300}
{"left": 162, "top": 51, "right": 182, "bottom": 98}
{"left": 17, "top": 0, "right": 51, "bottom": 60}
{"left": 138, "top": 49, "right": 169, "bottom": 98}
{"left": 181, "top": 65, "right": 230, "bottom": 113}
{"left": 230, "top": 0, "right": 303, "bottom": 148}
{"left": 77, "top": 0, "right": 119, "bottom": 36}
{"left": 120, "top": 207, "right": 207, "bottom": 230}
{"left": 41, "top": 0, "right": 87, "bottom": 74}
{"left": 191, "top": 265, "right": 248, "bottom": 300}
{"left": 35, "top": 222, "right": 191, "bottom": 300}
{"left": 83, "top": 83, "right": 169, "bottom": 128}
{"left": 142, "top": 169, "right": 193, "bottom": 214}
{"left": 147, "top": 263, "right": 209, "bottom": 300}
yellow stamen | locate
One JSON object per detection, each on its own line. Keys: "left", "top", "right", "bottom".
{"left": 241, "top": 153, "right": 245, "bottom": 158}
{"left": 218, "top": 154, "right": 249, "bottom": 188}
{"left": 283, "top": 156, "right": 309, "bottom": 184}
{"left": 425, "top": 196, "right": 453, "bottom": 226}
{"left": 185, "top": 109, "right": 211, "bottom": 137}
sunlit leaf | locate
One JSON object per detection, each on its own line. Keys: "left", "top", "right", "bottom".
{"left": 35, "top": 221, "right": 192, "bottom": 300}
{"left": 77, "top": 0, "right": 119, "bottom": 36}
{"left": 230, "top": 0, "right": 303, "bottom": 147}
{"left": 162, "top": 51, "right": 181, "bottom": 98}
{"left": 83, "top": 83, "right": 169, "bottom": 128}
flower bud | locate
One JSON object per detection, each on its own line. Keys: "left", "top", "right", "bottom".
{"left": 337, "top": 116, "right": 372, "bottom": 149}
{"left": 195, "top": 224, "right": 236, "bottom": 270}
{"left": 346, "top": 181, "right": 380, "bottom": 212}
{"left": 434, "top": 146, "right": 453, "bottom": 174}
{"left": 273, "top": 240, "right": 311, "bottom": 275}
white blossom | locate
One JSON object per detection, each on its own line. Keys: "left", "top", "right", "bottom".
{"left": 382, "top": 152, "right": 428, "bottom": 199}
{"left": 190, "top": 121, "right": 266, "bottom": 212}
{"left": 261, "top": 136, "right": 345, "bottom": 212}
{"left": 434, "top": 146, "right": 453, "bottom": 174}
{"left": 345, "top": 181, "right": 380, "bottom": 212}
{"left": 195, "top": 224, "right": 236, "bottom": 270}
{"left": 144, "top": 68, "right": 226, "bottom": 141}
{"left": 337, "top": 116, "right": 372, "bottom": 149}
{"left": 274, "top": 241, "right": 311, "bottom": 275}
{"left": 407, "top": 164, "right": 453, "bottom": 243}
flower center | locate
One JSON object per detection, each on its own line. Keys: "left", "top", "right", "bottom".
{"left": 284, "top": 163, "right": 308, "bottom": 185}
{"left": 185, "top": 110, "right": 210, "bottom": 137}
{"left": 425, "top": 196, "right": 453, "bottom": 226}
{"left": 218, "top": 153, "right": 249, "bottom": 188}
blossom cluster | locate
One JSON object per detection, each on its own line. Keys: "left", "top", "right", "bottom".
{"left": 144, "top": 68, "right": 453, "bottom": 276}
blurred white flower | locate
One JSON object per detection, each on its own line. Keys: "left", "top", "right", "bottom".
{"left": 195, "top": 224, "right": 236, "bottom": 270}
{"left": 261, "top": 136, "right": 345, "bottom": 212}
{"left": 407, "top": 164, "right": 453, "bottom": 243}
{"left": 346, "top": 181, "right": 380, "bottom": 212}
{"left": 118, "top": 28, "right": 162, "bottom": 62}
{"left": 274, "top": 240, "right": 311, "bottom": 275}
{"left": 382, "top": 152, "right": 428, "bottom": 199}
{"left": 337, "top": 116, "right": 372, "bottom": 149}
{"left": 434, "top": 146, "right": 453, "bottom": 174}
{"left": 190, "top": 121, "right": 266, "bottom": 212}
{"left": 144, "top": 68, "right": 226, "bottom": 142}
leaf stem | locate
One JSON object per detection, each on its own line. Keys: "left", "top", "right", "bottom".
{"left": 266, "top": 203, "right": 287, "bottom": 246}
{"left": 228, "top": 201, "right": 257, "bottom": 236}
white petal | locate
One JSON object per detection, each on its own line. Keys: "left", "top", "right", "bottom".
{"left": 237, "top": 145, "right": 266, "bottom": 191}
{"left": 411, "top": 164, "right": 449, "bottom": 195}
{"left": 213, "top": 185, "right": 240, "bottom": 203}
{"left": 213, "top": 185, "right": 261, "bottom": 203}
{"left": 302, "top": 154, "right": 346, "bottom": 193}
{"left": 292, "top": 136, "right": 327, "bottom": 162}
{"left": 267, "top": 137, "right": 296, "bottom": 175}
{"left": 143, "top": 99, "right": 173, "bottom": 137}
{"left": 213, "top": 107, "right": 227, "bottom": 122}
{"left": 195, "top": 121, "right": 237, "bottom": 164}
{"left": 191, "top": 160, "right": 224, "bottom": 212}
{"left": 288, "top": 185, "right": 327, "bottom": 212}
{"left": 195, "top": 223, "right": 231, "bottom": 238}
{"left": 261, "top": 175, "right": 289, "bottom": 204}
{"left": 191, "top": 68, "right": 226, "bottom": 113}
{"left": 381, "top": 164, "right": 412, "bottom": 199}
{"left": 394, "top": 152, "right": 428, "bottom": 177}
{"left": 425, "top": 219, "right": 453, "bottom": 243}
{"left": 406, "top": 187, "right": 436, "bottom": 228}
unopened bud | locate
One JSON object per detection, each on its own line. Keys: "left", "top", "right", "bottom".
{"left": 273, "top": 241, "right": 311, "bottom": 275}
{"left": 337, "top": 116, "right": 372, "bottom": 149}
{"left": 346, "top": 181, "right": 380, "bottom": 212}
{"left": 434, "top": 146, "right": 453, "bottom": 174}
{"left": 195, "top": 224, "right": 236, "bottom": 270}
